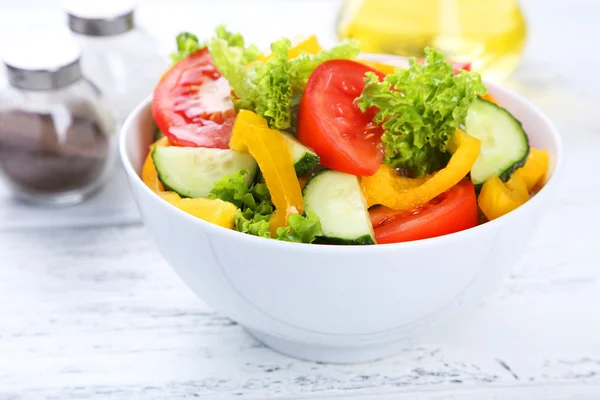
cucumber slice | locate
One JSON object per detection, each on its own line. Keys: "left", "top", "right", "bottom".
{"left": 303, "top": 169, "right": 375, "bottom": 245}
{"left": 281, "top": 132, "right": 319, "bottom": 176}
{"left": 152, "top": 146, "right": 257, "bottom": 198}
{"left": 466, "top": 98, "right": 529, "bottom": 186}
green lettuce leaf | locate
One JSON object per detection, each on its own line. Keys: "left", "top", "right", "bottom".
{"left": 207, "top": 169, "right": 256, "bottom": 209}
{"left": 250, "top": 182, "right": 271, "bottom": 203}
{"left": 208, "top": 37, "right": 293, "bottom": 129}
{"left": 234, "top": 202, "right": 272, "bottom": 238}
{"left": 208, "top": 169, "right": 321, "bottom": 243}
{"left": 208, "top": 169, "right": 272, "bottom": 238}
{"left": 208, "top": 31, "right": 359, "bottom": 131}
{"left": 252, "top": 38, "right": 293, "bottom": 130}
{"left": 171, "top": 26, "right": 259, "bottom": 66}
{"left": 207, "top": 36, "right": 255, "bottom": 109}
{"left": 171, "top": 32, "right": 201, "bottom": 64}
{"left": 214, "top": 25, "right": 244, "bottom": 48}
{"left": 274, "top": 209, "right": 323, "bottom": 243}
{"left": 356, "top": 48, "right": 486, "bottom": 177}
{"left": 288, "top": 39, "right": 360, "bottom": 91}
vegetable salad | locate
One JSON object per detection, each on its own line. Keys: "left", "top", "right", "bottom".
{"left": 141, "top": 26, "right": 549, "bottom": 245}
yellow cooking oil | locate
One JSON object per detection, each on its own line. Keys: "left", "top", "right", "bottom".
{"left": 336, "top": 0, "right": 527, "bottom": 82}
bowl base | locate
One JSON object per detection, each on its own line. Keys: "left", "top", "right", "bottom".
{"left": 246, "top": 328, "right": 410, "bottom": 364}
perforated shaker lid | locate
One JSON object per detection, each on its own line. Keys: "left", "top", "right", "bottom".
{"left": 1, "top": 30, "right": 83, "bottom": 90}
{"left": 62, "top": 0, "right": 137, "bottom": 37}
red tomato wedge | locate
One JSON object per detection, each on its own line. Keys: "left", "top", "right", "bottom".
{"left": 152, "top": 48, "right": 235, "bottom": 148}
{"left": 297, "top": 60, "right": 386, "bottom": 176}
{"left": 370, "top": 179, "right": 478, "bottom": 244}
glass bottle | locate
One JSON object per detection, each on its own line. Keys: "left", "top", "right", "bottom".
{"left": 0, "top": 31, "right": 116, "bottom": 206}
{"left": 336, "top": 0, "right": 527, "bottom": 82}
{"left": 62, "top": 0, "right": 167, "bottom": 129}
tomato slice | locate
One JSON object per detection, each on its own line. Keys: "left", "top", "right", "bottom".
{"left": 297, "top": 60, "right": 386, "bottom": 176}
{"left": 152, "top": 49, "right": 235, "bottom": 148}
{"left": 370, "top": 179, "right": 478, "bottom": 244}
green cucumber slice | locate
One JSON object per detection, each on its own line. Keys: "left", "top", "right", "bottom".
{"left": 466, "top": 97, "right": 530, "bottom": 186}
{"left": 281, "top": 132, "right": 320, "bottom": 176}
{"left": 152, "top": 146, "right": 257, "bottom": 198}
{"left": 303, "top": 169, "right": 375, "bottom": 245}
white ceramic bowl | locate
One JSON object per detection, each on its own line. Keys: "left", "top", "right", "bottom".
{"left": 120, "top": 62, "right": 563, "bottom": 364}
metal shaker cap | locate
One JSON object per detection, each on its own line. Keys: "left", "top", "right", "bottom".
{"left": 63, "top": 0, "right": 136, "bottom": 37}
{"left": 1, "top": 30, "right": 83, "bottom": 90}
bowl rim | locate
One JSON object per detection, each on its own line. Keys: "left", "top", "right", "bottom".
{"left": 119, "top": 58, "right": 564, "bottom": 254}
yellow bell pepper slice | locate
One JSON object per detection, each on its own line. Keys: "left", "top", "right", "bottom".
{"left": 156, "top": 190, "right": 236, "bottom": 229}
{"left": 258, "top": 35, "right": 322, "bottom": 62}
{"left": 361, "top": 166, "right": 429, "bottom": 208}
{"left": 140, "top": 137, "right": 236, "bottom": 228}
{"left": 288, "top": 35, "right": 322, "bottom": 59}
{"left": 512, "top": 148, "right": 549, "bottom": 192}
{"left": 173, "top": 198, "right": 237, "bottom": 229}
{"left": 158, "top": 191, "right": 181, "bottom": 202}
{"left": 478, "top": 173, "right": 529, "bottom": 221}
{"left": 359, "top": 60, "right": 397, "bottom": 76}
{"left": 479, "top": 92, "right": 498, "bottom": 105}
{"left": 477, "top": 148, "right": 549, "bottom": 221}
{"left": 230, "top": 110, "right": 303, "bottom": 234}
{"left": 360, "top": 129, "right": 481, "bottom": 210}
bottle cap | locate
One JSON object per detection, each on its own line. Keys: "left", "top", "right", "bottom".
{"left": 1, "top": 30, "right": 83, "bottom": 90}
{"left": 63, "top": 0, "right": 136, "bottom": 37}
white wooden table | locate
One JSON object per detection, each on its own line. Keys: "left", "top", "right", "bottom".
{"left": 1, "top": 1, "right": 599, "bottom": 399}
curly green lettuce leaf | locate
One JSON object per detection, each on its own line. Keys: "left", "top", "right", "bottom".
{"left": 209, "top": 37, "right": 293, "bottom": 129}
{"left": 171, "top": 26, "right": 259, "bottom": 66}
{"left": 234, "top": 201, "right": 273, "bottom": 238}
{"left": 207, "top": 169, "right": 256, "bottom": 209}
{"left": 208, "top": 169, "right": 273, "bottom": 236}
{"left": 250, "top": 182, "right": 271, "bottom": 203}
{"left": 288, "top": 39, "right": 360, "bottom": 91}
{"left": 356, "top": 48, "right": 486, "bottom": 177}
{"left": 171, "top": 32, "right": 201, "bottom": 64}
{"left": 252, "top": 38, "right": 293, "bottom": 130}
{"left": 208, "top": 169, "right": 322, "bottom": 243}
{"left": 207, "top": 36, "right": 255, "bottom": 108}
{"left": 208, "top": 32, "right": 359, "bottom": 131}
{"left": 214, "top": 25, "right": 244, "bottom": 48}
{"left": 215, "top": 25, "right": 260, "bottom": 64}
{"left": 274, "top": 209, "right": 323, "bottom": 243}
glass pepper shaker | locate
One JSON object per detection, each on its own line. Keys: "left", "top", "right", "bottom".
{"left": 0, "top": 31, "right": 116, "bottom": 206}
{"left": 62, "top": 0, "right": 167, "bottom": 129}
